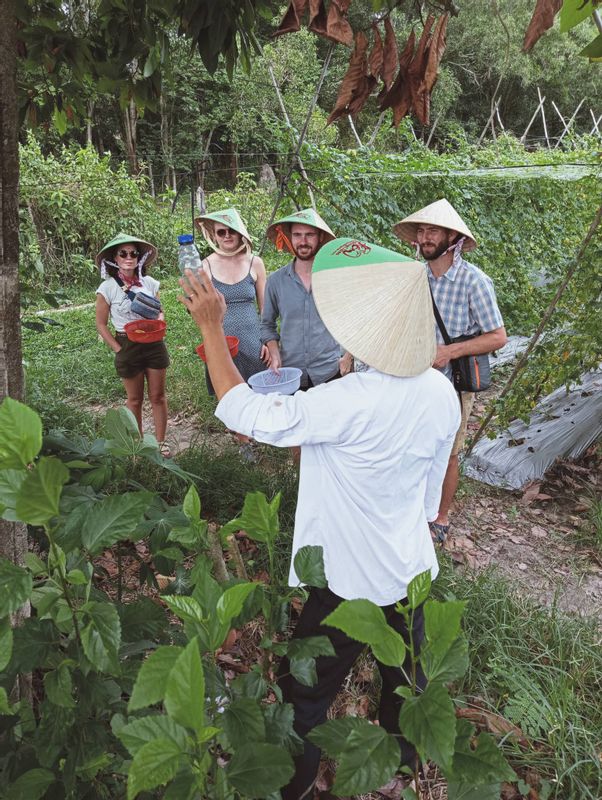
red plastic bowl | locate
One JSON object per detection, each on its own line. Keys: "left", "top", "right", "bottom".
{"left": 124, "top": 319, "right": 167, "bottom": 343}
{"left": 196, "top": 336, "right": 239, "bottom": 362}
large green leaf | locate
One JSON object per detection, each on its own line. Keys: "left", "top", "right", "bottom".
{"left": 0, "top": 558, "right": 33, "bottom": 617}
{"left": 226, "top": 742, "right": 294, "bottom": 796}
{"left": 580, "top": 33, "right": 602, "bottom": 60}
{"left": 104, "top": 406, "right": 141, "bottom": 447}
{"left": 129, "top": 646, "right": 183, "bottom": 711}
{"left": 0, "top": 469, "right": 26, "bottom": 520}
{"left": 162, "top": 596, "right": 205, "bottom": 625}
{"left": 307, "top": 716, "right": 367, "bottom": 757}
{"left": 0, "top": 686, "right": 12, "bottom": 714}
{"left": 216, "top": 582, "right": 257, "bottom": 626}
{"left": 81, "top": 492, "right": 150, "bottom": 555}
{"left": 182, "top": 483, "right": 201, "bottom": 521}
{"left": 80, "top": 601, "right": 121, "bottom": 673}
{"left": 424, "top": 599, "right": 466, "bottom": 653}
{"left": 323, "top": 599, "right": 405, "bottom": 666}
{"left": 289, "top": 656, "right": 318, "bottom": 687}
{"left": 15, "top": 456, "right": 69, "bottom": 525}
{"left": 446, "top": 720, "right": 515, "bottom": 785}
{"left": 407, "top": 569, "right": 431, "bottom": 609}
{"left": 222, "top": 697, "right": 266, "bottom": 749}
{"left": 127, "top": 737, "right": 183, "bottom": 800}
{"left": 0, "top": 616, "right": 13, "bottom": 670}
{"left": 164, "top": 638, "right": 205, "bottom": 733}
{"left": 560, "top": 0, "right": 595, "bottom": 32}
{"left": 43, "top": 664, "right": 75, "bottom": 708}
{"left": 221, "top": 491, "right": 281, "bottom": 545}
{"left": 0, "top": 398, "right": 42, "bottom": 468}
{"left": 293, "top": 545, "right": 327, "bottom": 587}
{"left": 398, "top": 682, "right": 456, "bottom": 771}
{"left": 6, "top": 768, "right": 55, "bottom": 800}
{"left": 287, "top": 635, "right": 335, "bottom": 660}
{"left": 263, "top": 702, "right": 304, "bottom": 755}
{"left": 422, "top": 635, "right": 469, "bottom": 684}
{"left": 333, "top": 723, "right": 400, "bottom": 796}
{"left": 118, "top": 714, "right": 189, "bottom": 756}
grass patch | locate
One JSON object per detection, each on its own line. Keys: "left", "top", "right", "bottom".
{"left": 435, "top": 561, "right": 602, "bottom": 800}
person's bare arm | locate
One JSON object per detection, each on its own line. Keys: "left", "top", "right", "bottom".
{"left": 95, "top": 295, "right": 121, "bottom": 352}
{"left": 178, "top": 269, "right": 245, "bottom": 400}
{"left": 433, "top": 327, "right": 507, "bottom": 369}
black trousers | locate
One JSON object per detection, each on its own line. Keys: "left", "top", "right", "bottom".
{"left": 277, "top": 586, "right": 426, "bottom": 800}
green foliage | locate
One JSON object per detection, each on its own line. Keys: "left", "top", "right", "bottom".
{"left": 19, "top": 135, "right": 178, "bottom": 285}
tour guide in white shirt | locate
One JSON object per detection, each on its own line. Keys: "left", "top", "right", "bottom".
{"left": 179, "top": 237, "right": 460, "bottom": 800}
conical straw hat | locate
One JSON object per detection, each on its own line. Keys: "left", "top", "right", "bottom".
{"left": 312, "top": 238, "right": 436, "bottom": 377}
{"left": 95, "top": 233, "right": 157, "bottom": 269}
{"left": 393, "top": 199, "right": 477, "bottom": 252}
{"left": 266, "top": 208, "right": 336, "bottom": 249}
{"left": 194, "top": 208, "right": 252, "bottom": 244}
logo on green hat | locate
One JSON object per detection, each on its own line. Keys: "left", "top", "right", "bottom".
{"left": 334, "top": 240, "right": 372, "bottom": 258}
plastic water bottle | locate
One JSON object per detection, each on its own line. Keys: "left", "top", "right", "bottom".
{"left": 177, "top": 234, "right": 202, "bottom": 276}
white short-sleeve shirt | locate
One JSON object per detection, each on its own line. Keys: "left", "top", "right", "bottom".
{"left": 216, "top": 367, "right": 461, "bottom": 605}
{"left": 96, "top": 275, "right": 160, "bottom": 332}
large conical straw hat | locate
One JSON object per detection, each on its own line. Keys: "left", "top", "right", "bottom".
{"left": 312, "top": 238, "right": 436, "bottom": 377}
{"left": 393, "top": 199, "right": 477, "bottom": 252}
{"left": 194, "top": 208, "right": 252, "bottom": 245}
{"left": 266, "top": 208, "right": 335, "bottom": 251}
{"left": 95, "top": 233, "right": 157, "bottom": 270}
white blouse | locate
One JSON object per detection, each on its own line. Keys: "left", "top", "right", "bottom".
{"left": 96, "top": 275, "right": 160, "bottom": 332}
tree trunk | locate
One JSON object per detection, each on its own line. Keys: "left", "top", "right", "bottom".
{"left": 122, "top": 96, "right": 139, "bottom": 174}
{"left": 0, "top": 0, "right": 30, "bottom": 623}
{"left": 86, "top": 99, "right": 94, "bottom": 147}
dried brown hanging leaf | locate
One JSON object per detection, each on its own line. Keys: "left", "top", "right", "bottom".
{"left": 382, "top": 16, "right": 398, "bottom": 90}
{"left": 273, "top": 0, "right": 308, "bottom": 37}
{"left": 327, "top": 31, "right": 369, "bottom": 124}
{"left": 308, "top": 0, "right": 328, "bottom": 36}
{"left": 379, "top": 30, "right": 415, "bottom": 126}
{"left": 523, "top": 0, "right": 562, "bottom": 52}
{"left": 325, "top": 0, "right": 354, "bottom": 47}
{"left": 369, "top": 23, "right": 384, "bottom": 79}
{"left": 424, "top": 13, "right": 449, "bottom": 93}
{"left": 408, "top": 14, "right": 435, "bottom": 125}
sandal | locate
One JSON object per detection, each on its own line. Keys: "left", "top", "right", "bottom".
{"left": 159, "top": 441, "right": 172, "bottom": 459}
{"left": 429, "top": 521, "right": 449, "bottom": 544}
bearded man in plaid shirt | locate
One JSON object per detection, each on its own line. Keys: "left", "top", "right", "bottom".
{"left": 394, "top": 199, "right": 507, "bottom": 542}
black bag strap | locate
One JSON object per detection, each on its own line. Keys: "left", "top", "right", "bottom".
{"left": 429, "top": 286, "right": 453, "bottom": 345}
{"left": 112, "top": 274, "right": 136, "bottom": 301}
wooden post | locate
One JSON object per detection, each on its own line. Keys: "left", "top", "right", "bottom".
{"left": 425, "top": 111, "right": 442, "bottom": 148}
{"left": 367, "top": 111, "right": 386, "bottom": 148}
{"left": 590, "top": 109, "right": 601, "bottom": 136}
{"left": 555, "top": 98, "right": 584, "bottom": 148}
{"left": 537, "top": 87, "right": 549, "bottom": 148}
{"left": 478, "top": 99, "right": 500, "bottom": 145}
{"left": 520, "top": 95, "right": 546, "bottom": 144}
{"left": 147, "top": 159, "right": 155, "bottom": 197}
{"left": 347, "top": 114, "right": 363, "bottom": 147}
{"left": 260, "top": 43, "right": 335, "bottom": 256}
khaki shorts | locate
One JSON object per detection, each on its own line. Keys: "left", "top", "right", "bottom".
{"left": 114, "top": 333, "right": 170, "bottom": 379}
{"left": 451, "top": 392, "right": 475, "bottom": 456}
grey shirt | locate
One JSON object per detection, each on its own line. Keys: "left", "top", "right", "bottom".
{"left": 260, "top": 260, "right": 341, "bottom": 386}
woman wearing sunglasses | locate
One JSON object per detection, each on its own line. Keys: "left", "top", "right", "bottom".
{"left": 95, "top": 233, "right": 171, "bottom": 456}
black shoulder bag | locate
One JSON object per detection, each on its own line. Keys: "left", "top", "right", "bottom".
{"left": 430, "top": 296, "right": 491, "bottom": 393}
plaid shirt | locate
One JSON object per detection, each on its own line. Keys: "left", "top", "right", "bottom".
{"left": 428, "top": 258, "right": 504, "bottom": 380}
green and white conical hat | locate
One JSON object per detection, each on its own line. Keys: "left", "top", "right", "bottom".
{"left": 266, "top": 208, "right": 335, "bottom": 251}
{"left": 194, "top": 208, "right": 252, "bottom": 245}
{"left": 312, "top": 238, "right": 436, "bottom": 377}
{"left": 393, "top": 199, "right": 477, "bottom": 252}
{"left": 95, "top": 233, "right": 157, "bottom": 269}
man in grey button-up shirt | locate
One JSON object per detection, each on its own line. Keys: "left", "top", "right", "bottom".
{"left": 260, "top": 218, "right": 351, "bottom": 388}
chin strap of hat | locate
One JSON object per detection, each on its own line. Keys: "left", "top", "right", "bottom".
{"left": 445, "top": 236, "right": 466, "bottom": 267}
{"left": 275, "top": 225, "right": 294, "bottom": 254}
{"left": 199, "top": 221, "right": 250, "bottom": 258}
{"left": 100, "top": 247, "right": 151, "bottom": 279}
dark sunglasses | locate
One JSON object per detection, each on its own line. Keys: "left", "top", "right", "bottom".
{"left": 215, "top": 227, "right": 235, "bottom": 238}
{"left": 117, "top": 248, "right": 140, "bottom": 258}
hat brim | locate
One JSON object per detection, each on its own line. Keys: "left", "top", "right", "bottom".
{"left": 95, "top": 236, "right": 157, "bottom": 269}
{"left": 393, "top": 221, "right": 477, "bottom": 252}
{"left": 194, "top": 212, "right": 252, "bottom": 245}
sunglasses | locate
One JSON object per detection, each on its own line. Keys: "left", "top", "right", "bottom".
{"left": 215, "top": 227, "right": 235, "bottom": 238}
{"left": 116, "top": 248, "right": 140, "bottom": 258}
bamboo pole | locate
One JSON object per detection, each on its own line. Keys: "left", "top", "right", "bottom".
{"left": 466, "top": 203, "right": 602, "bottom": 457}
{"left": 520, "top": 95, "right": 545, "bottom": 144}
{"left": 537, "top": 87, "right": 549, "bottom": 148}
{"left": 260, "top": 43, "right": 335, "bottom": 256}
{"left": 555, "top": 99, "right": 584, "bottom": 148}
